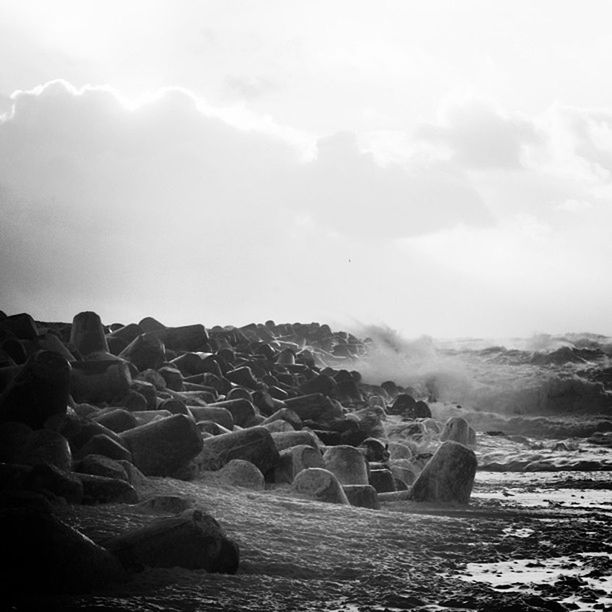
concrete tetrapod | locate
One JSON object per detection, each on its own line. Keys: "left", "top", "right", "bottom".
{"left": 323, "top": 445, "right": 369, "bottom": 485}
{"left": 119, "top": 414, "right": 203, "bottom": 477}
{"left": 105, "top": 508, "right": 239, "bottom": 574}
{"left": 410, "top": 440, "right": 477, "bottom": 505}
{"left": 292, "top": 467, "right": 349, "bottom": 504}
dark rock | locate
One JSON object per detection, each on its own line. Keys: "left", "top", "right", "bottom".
{"left": 273, "top": 444, "right": 325, "bottom": 483}
{"left": 119, "top": 414, "right": 203, "bottom": 477}
{"left": 343, "top": 484, "right": 380, "bottom": 509}
{"left": 105, "top": 508, "right": 239, "bottom": 573}
{"left": 225, "top": 366, "right": 259, "bottom": 390}
{"left": 77, "top": 454, "right": 129, "bottom": 481}
{"left": 271, "top": 430, "right": 321, "bottom": 452}
{"left": 208, "top": 398, "right": 258, "bottom": 428}
{"left": 0, "top": 507, "right": 126, "bottom": 594}
{"left": 119, "top": 333, "right": 165, "bottom": 371}
{"left": 0, "top": 313, "right": 39, "bottom": 340}
{"left": 292, "top": 468, "right": 349, "bottom": 504}
{"left": 188, "top": 406, "right": 234, "bottom": 430}
{"left": 78, "top": 473, "right": 139, "bottom": 504}
{"left": 0, "top": 350, "right": 70, "bottom": 429}
{"left": 368, "top": 468, "right": 396, "bottom": 493}
{"left": 0, "top": 421, "right": 32, "bottom": 462}
{"left": 24, "top": 462, "right": 84, "bottom": 503}
{"left": 93, "top": 408, "right": 138, "bottom": 433}
{"left": 194, "top": 426, "right": 279, "bottom": 473}
{"left": 71, "top": 360, "right": 132, "bottom": 403}
{"left": 70, "top": 311, "right": 109, "bottom": 356}
{"left": 284, "top": 393, "right": 343, "bottom": 424}
{"left": 80, "top": 433, "right": 133, "bottom": 462}
{"left": 410, "top": 440, "right": 477, "bottom": 504}
{"left": 17, "top": 428, "right": 72, "bottom": 471}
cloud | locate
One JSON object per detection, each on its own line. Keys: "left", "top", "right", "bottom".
{"left": 416, "top": 100, "right": 540, "bottom": 169}
{"left": 1, "top": 82, "right": 611, "bottom": 335}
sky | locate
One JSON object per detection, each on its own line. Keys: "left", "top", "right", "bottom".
{"left": 1, "top": 0, "right": 611, "bottom": 338}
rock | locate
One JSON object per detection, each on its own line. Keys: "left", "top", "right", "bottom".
{"left": 24, "top": 462, "right": 84, "bottom": 503}
{"left": 106, "top": 323, "right": 142, "bottom": 354}
{"left": 77, "top": 454, "right": 129, "bottom": 481}
{"left": 283, "top": 393, "right": 343, "bottom": 424}
{"left": 262, "top": 419, "right": 294, "bottom": 433}
{"left": 188, "top": 406, "right": 234, "bottom": 430}
{"left": 131, "top": 409, "right": 172, "bottom": 426}
{"left": 440, "top": 416, "right": 472, "bottom": 446}
{"left": 0, "top": 350, "right": 70, "bottom": 429}
{"left": 148, "top": 324, "right": 209, "bottom": 352}
{"left": 292, "top": 468, "right": 350, "bottom": 504}
{"left": 359, "top": 437, "right": 390, "bottom": 463}
{"left": 0, "top": 313, "right": 39, "bottom": 339}
{"left": 0, "top": 421, "right": 32, "bottom": 462}
{"left": 117, "top": 460, "right": 149, "bottom": 489}
{"left": 193, "top": 427, "right": 279, "bottom": 474}
{"left": 388, "top": 393, "right": 416, "bottom": 416}
{"left": 323, "top": 445, "right": 369, "bottom": 485}
{"left": 343, "top": 484, "right": 380, "bottom": 509}
{"left": 208, "top": 399, "right": 259, "bottom": 428}
{"left": 71, "top": 360, "right": 132, "bottom": 403}
{"left": 17, "top": 429, "right": 72, "bottom": 471}
{"left": 158, "top": 366, "right": 184, "bottom": 391}
{"left": 79, "top": 433, "right": 133, "bottom": 462}
{"left": 274, "top": 444, "right": 325, "bottom": 483}
{"left": 119, "top": 333, "right": 166, "bottom": 371}
{"left": 271, "top": 430, "right": 321, "bottom": 452}
{"left": 78, "top": 473, "right": 139, "bottom": 504}
{"left": 0, "top": 507, "right": 126, "bottom": 594}
{"left": 410, "top": 440, "right": 477, "bottom": 505}
{"left": 93, "top": 408, "right": 138, "bottom": 433}
{"left": 119, "top": 414, "right": 203, "bottom": 477}
{"left": 389, "top": 458, "right": 418, "bottom": 486}
{"left": 70, "top": 311, "right": 109, "bottom": 356}
{"left": 368, "top": 468, "right": 396, "bottom": 493}
{"left": 262, "top": 407, "right": 302, "bottom": 430}
{"left": 105, "top": 508, "right": 239, "bottom": 573}
{"left": 214, "top": 459, "right": 265, "bottom": 490}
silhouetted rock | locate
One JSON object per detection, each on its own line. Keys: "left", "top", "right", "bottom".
{"left": 0, "top": 350, "right": 70, "bottom": 429}
{"left": 70, "top": 311, "right": 109, "bottom": 356}
{"left": 105, "top": 508, "right": 239, "bottom": 573}
{"left": 0, "top": 507, "right": 126, "bottom": 594}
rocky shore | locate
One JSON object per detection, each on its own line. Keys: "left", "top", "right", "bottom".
{"left": 1, "top": 311, "right": 610, "bottom": 611}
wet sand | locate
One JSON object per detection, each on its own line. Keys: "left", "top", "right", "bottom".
{"left": 8, "top": 451, "right": 611, "bottom": 612}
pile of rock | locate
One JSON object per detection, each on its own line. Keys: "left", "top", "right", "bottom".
{"left": 0, "top": 310, "right": 478, "bottom": 593}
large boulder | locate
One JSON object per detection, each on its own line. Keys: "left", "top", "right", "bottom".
{"left": 292, "top": 468, "right": 349, "bottom": 504}
{"left": 410, "top": 440, "right": 477, "bottom": 505}
{"left": 274, "top": 444, "right": 325, "bottom": 484}
{"left": 105, "top": 508, "right": 239, "bottom": 573}
{"left": 119, "top": 414, "right": 203, "bottom": 477}
{"left": 323, "top": 445, "right": 369, "bottom": 485}
{"left": 0, "top": 351, "right": 70, "bottom": 429}
{"left": 70, "top": 360, "right": 132, "bottom": 404}
{"left": 283, "top": 394, "right": 343, "bottom": 424}
{"left": 119, "top": 333, "right": 165, "bottom": 371}
{"left": 192, "top": 427, "right": 279, "bottom": 474}
{"left": 440, "top": 416, "right": 472, "bottom": 446}
{"left": 70, "top": 311, "right": 109, "bottom": 356}
{"left": 16, "top": 429, "right": 72, "bottom": 471}
{"left": 0, "top": 507, "right": 126, "bottom": 594}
